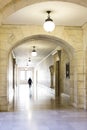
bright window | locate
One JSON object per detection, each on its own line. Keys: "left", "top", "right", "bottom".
{"left": 20, "top": 71, "right": 25, "bottom": 80}
{"left": 26, "top": 70, "right": 32, "bottom": 80}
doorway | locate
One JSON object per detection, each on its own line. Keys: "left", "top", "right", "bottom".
{"left": 55, "top": 61, "right": 60, "bottom": 97}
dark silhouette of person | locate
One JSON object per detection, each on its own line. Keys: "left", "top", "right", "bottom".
{"left": 28, "top": 78, "right": 32, "bottom": 88}
{"left": 28, "top": 78, "right": 33, "bottom": 96}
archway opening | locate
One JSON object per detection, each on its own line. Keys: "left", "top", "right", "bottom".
{"left": 8, "top": 34, "right": 75, "bottom": 111}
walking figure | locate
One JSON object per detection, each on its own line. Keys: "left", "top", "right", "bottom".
{"left": 28, "top": 78, "right": 33, "bottom": 96}
{"left": 28, "top": 78, "right": 32, "bottom": 88}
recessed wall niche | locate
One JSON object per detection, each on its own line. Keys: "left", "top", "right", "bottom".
{"left": 66, "top": 62, "right": 70, "bottom": 79}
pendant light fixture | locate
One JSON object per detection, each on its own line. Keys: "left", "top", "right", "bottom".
{"left": 31, "top": 46, "right": 37, "bottom": 56}
{"left": 28, "top": 57, "right": 31, "bottom": 62}
{"left": 43, "top": 11, "right": 55, "bottom": 32}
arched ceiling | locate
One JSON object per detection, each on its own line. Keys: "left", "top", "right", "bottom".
{"left": 13, "top": 39, "right": 61, "bottom": 67}
{"left": 13, "top": 35, "right": 74, "bottom": 67}
{"left": 0, "top": 0, "right": 87, "bottom": 12}
{"left": 2, "top": 1, "right": 87, "bottom": 26}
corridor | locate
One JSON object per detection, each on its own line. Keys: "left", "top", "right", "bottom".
{"left": 0, "top": 85, "right": 87, "bottom": 130}
{"left": 1, "top": 0, "right": 87, "bottom": 130}
{"left": 12, "top": 84, "right": 58, "bottom": 111}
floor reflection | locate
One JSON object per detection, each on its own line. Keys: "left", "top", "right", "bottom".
{"left": 11, "top": 84, "right": 71, "bottom": 112}
{"left": 6, "top": 85, "right": 87, "bottom": 130}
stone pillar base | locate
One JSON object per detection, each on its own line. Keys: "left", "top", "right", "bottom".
{"left": 0, "top": 96, "right": 9, "bottom": 111}
{"left": 0, "top": 105, "right": 8, "bottom": 111}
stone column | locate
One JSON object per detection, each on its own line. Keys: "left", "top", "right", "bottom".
{"left": 75, "top": 50, "right": 85, "bottom": 108}
{"left": 82, "top": 23, "right": 87, "bottom": 109}
{"left": 53, "top": 51, "right": 60, "bottom": 97}
{"left": 0, "top": 49, "right": 8, "bottom": 111}
{"left": 49, "top": 65, "right": 54, "bottom": 88}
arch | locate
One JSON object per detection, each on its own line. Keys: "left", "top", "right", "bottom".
{"left": 1, "top": 0, "right": 87, "bottom": 20}
{"left": 11, "top": 34, "right": 75, "bottom": 59}
{"left": 8, "top": 34, "right": 76, "bottom": 109}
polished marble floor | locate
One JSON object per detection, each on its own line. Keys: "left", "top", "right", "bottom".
{"left": 0, "top": 84, "right": 87, "bottom": 130}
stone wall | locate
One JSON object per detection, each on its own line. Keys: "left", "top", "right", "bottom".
{"left": 36, "top": 54, "right": 53, "bottom": 88}
{"left": 8, "top": 53, "right": 14, "bottom": 111}
{"left": 0, "top": 47, "right": 8, "bottom": 111}
{"left": 82, "top": 23, "right": 87, "bottom": 109}
{"left": 60, "top": 50, "right": 70, "bottom": 95}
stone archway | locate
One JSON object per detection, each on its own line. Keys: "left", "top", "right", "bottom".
{"left": 0, "top": 25, "right": 84, "bottom": 111}
{"left": 8, "top": 34, "right": 75, "bottom": 109}
{"left": 11, "top": 34, "right": 75, "bottom": 56}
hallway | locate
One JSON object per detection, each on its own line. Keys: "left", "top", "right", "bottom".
{"left": 1, "top": 0, "right": 87, "bottom": 130}
{"left": 12, "top": 84, "right": 59, "bottom": 111}
{"left": 0, "top": 85, "right": 87, "bottom": 130}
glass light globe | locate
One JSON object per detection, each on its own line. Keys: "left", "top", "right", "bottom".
{"left": 31, "top": 51, "right": 37, "bottom": 56}
{"left": 43, "top": 20, "right": 55, "bottom": 32}
{"left": 31, "top": 46, "right": 37, "bottom": 56}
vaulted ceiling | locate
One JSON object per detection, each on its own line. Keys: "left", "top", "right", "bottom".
{"left": 2, "top": 2, "right": 87, "bottom": 26}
